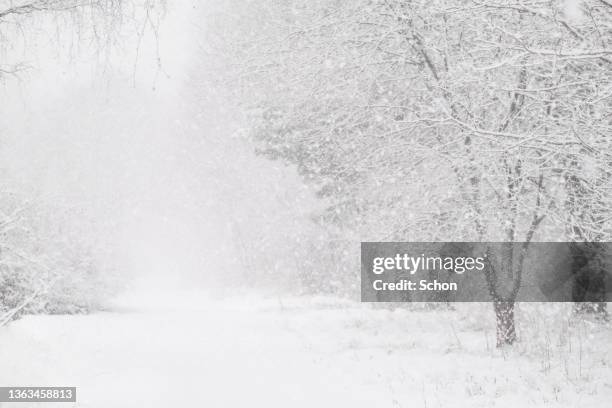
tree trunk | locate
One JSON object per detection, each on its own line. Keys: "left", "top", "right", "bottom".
{"left": 494, "top": 301, "right": 517, "bottom": 347}
{"left": 564, "top": 163, "right": 608, "bottom": 318}
{"left": 569, "top": 243, "right": 608, "bottom": 318}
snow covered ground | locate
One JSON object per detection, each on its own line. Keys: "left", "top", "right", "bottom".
{"left": 0, "top": 291, "right": 610, "bottom": 408}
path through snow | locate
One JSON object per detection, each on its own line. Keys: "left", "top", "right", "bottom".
{"left": 0, "top": 291, "right": 610, "bottom": 408}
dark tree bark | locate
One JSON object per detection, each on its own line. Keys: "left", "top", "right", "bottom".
{"left": 570, "top": 242, "right": 608, "bottom": 318}
{"left": 494, "top": 301, "right": 517, "bottom": 347}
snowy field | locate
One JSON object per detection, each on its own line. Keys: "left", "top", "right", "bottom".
{"left": 0, "top": 291, "right": 610, "bottom": 408}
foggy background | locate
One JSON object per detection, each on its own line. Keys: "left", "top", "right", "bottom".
{"left": 1, "top": 1, "right": 321, "bottom": 298}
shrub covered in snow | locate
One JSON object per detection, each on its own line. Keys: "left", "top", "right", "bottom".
{"left": 0, "top": 195, "right": 120, "bottom": 325}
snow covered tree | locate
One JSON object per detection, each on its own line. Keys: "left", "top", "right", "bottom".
{"left": 213, "top": 0, "right": 612, "bottom": 346}
{"left": 0, "top": 0, "right": 165, "bottom": 82}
